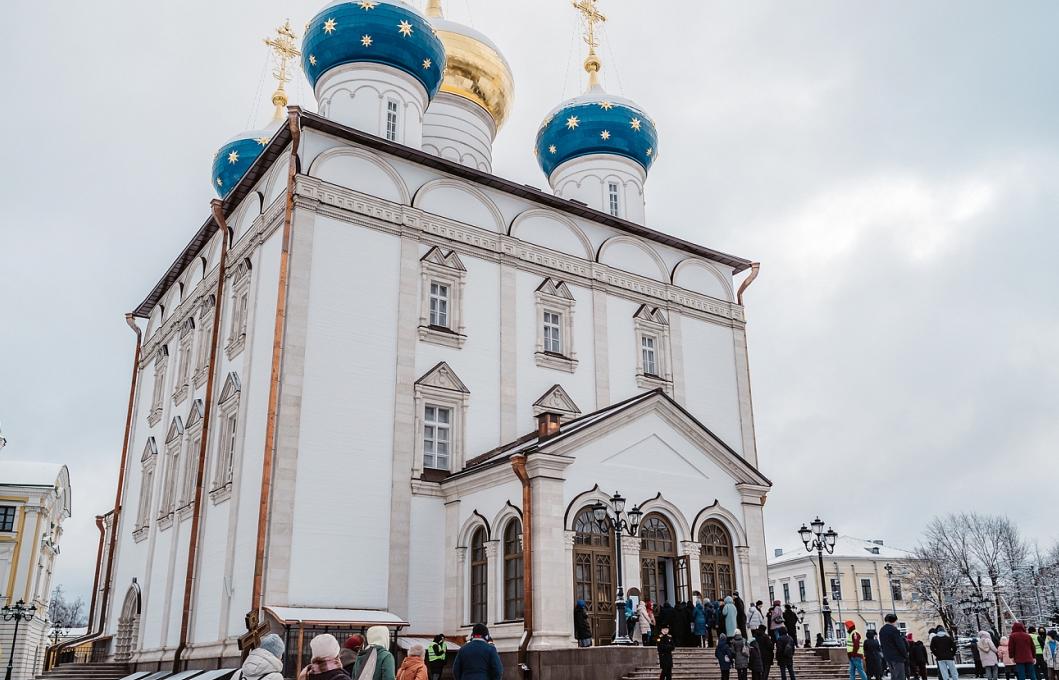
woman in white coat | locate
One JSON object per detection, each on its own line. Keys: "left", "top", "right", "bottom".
{"left": 636, "top": 597, "right": 656, "bottom": 646}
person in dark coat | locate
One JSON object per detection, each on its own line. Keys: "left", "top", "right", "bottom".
{"left": 783, "top": 606, "right": 800, "bottom": 646}
{"left": 675, "top": 602, "right": 693, "bottom": 647}
{"left": 657, "top": 602, "right": 675, "bottom": 633}
{"left": 573, "top": 600, "right": 592, "bottom": 647}
{"left": 970, "top": 637, "right": 984, "bottom": 678}
{"left": 776, "top": 627, "right": 797, "bottom": 680}
{"left": 734, "top": 593, "right": 748, "bottom": 637}
{"left": 705, "top": 599, "right": 718, "bottom": 647}
{"left": 909, "top": 635, "right": 929, "bottom": 680}
{"left": 657, "top": 624, "right": 676, "bottom": 680}
{"left": 754, "top": 627, "right": 775, "bottom": 680}
{"left": 864, "top": 630, "right": 884, "bottom": 680}
{"left": 1007, "top": 622, "right": 1037, "bottom": 680}
{"left": 717, "top": 634, "right": 735, "bottom": 680}
{"left": 694, "top": 599, "right": 709, "bottom": 647}
{"left": 749, "top": 633, "right": 766, "bottom": 680}
{"left": 879, "top": 614, "right": 909, "bottom": 680}
{"left": 452, "top": 624, "right": 503, "bottom": 680}
{"left": 732, "top": 633, "right": 752, "bottom": 680}
{"left": 816, "top": 634, "right": 825, "bottom": 648}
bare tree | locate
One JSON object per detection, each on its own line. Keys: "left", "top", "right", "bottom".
{"left": 908, "top": 537, "right": 960, "bottom": 631}
{"left": 49, "top": 585, "right": 87, "bottom": 628}
{"left": 999, "top": 524, "right": 1030, "bottom": 619}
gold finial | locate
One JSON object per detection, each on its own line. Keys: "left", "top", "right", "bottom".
{"left": 572, "top": 0, "right": 606, "bottom": 89}
{"left": 263, "top": 20, "right": 302, "bottom": 122}
{"left": 426, "top": 0, "right": 444, "bottom": 19}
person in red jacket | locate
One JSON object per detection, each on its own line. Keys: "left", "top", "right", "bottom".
{"left": 1008, "top": 622, "right": 1039, "bottom": 680}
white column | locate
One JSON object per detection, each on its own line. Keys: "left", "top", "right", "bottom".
{"left": 443, "top": 500, "right": 463, "bottom": 632}
{"left": 526, "top": 454, "right": 574, "bottom": 650}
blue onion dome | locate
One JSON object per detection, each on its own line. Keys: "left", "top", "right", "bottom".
{"left": 211, "top": 120, "right": 282, "bottom": 198}
{"left": 302, "top": 0, "right": 446, "bottom": 99}
{"left": 535, "top": 84, "right": 659, "bottom": 179}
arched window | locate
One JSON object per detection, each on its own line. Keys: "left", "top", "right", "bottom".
{"left": 699, "top": 520, "right": 736, "bottom": 601}
{"left": 640, "top": 515, "right": 674, "bottom": 554}
{"left": 639, "top": 514, "right": 676, "bottom": 605}
{"left": 469, "top": 527, "right": 488, "bottom": 624}
{"left": 503, "top": 519, "right": 524, "bottom": 621}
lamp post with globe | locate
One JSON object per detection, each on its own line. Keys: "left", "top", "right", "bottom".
{"left": 798, "top": 518, "right": 837, "bottom": 639}
{"left": 592, "top": 492, "right": 644, "bottom": 645}
{"left": 2, "top": 599, "right": 37, "bottom": 680}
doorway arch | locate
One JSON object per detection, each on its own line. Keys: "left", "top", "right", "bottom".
{"left": 572, "top": 506, "right": 615, "bottom": 645}
{"left": 639, "top": 514, "right": 679, "bottom": 606}
{"left": 114, "top": 583, "right": 141, "bottom": 662}
{"left": 699, "top": 519, "right": 736, "bottom": 601}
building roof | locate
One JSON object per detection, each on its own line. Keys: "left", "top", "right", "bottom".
{"left": 265, "top": 606, "right": 408, "bottom": 627}
{"left": 133, "top": 108, "right": 753, "bottom": 318}
{"left": 0, "top": 460, "right": 67, "bottom": 488}
{"left": 768, "top": 534, "right": 913, "bottom": 567}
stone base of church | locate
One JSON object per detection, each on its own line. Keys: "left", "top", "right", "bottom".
{"left": 497, "top": 645, "right": 657, "bottom": 680}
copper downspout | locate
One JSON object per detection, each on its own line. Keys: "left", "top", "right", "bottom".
{"left": 173, "top": 201, "right": 232, "bottom": 671}
{"left": 510, "top": 455, "right": 532, "bottom": 679}
{"left": 87, "top": 515, "right": 107, "bottom": 631}
{"left": 250, "top": 108, "right": 301, "bottom": 625}
{"left": 736, "top": 262, "right": 760, "bottom": 306}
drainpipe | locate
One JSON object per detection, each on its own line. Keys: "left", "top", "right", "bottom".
{"left": 736, "top": 263, "right": 760, "bottom": 307}
{"left": 174, "top": 200, "right": 232, "bottom": 671}
{"left": 250, "top": 108, "right": 301, "bottom": 629}
{"left": 86, "top": 515, "right": 107, "bottom": 631}
{"left": 510, "top": 454, "right": 532, "bottom": 680}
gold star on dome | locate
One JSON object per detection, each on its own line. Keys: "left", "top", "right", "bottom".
{"left": 216, "top": 177, "right": 224, "bottom": 187}
{"left": 598, "top": 100, "right": 614, "bottom": 110}
{"left": 309, "top": 54, "right": 317, "bottom": 66}
{"left": 422, "top": 58, "right": 432, "bottom": 69}
{"left": 566, "top": 115, "right": 580, "bottom": 130}
{"left": 630, "top": 118, "right": 642, "bottom": 131}
{"left": 228, "top": 150, "right": 240, "bottom": 164}
{"left": 600, "top": 130, "right": 611, "bottom": 140}
{"left": 357, "top": 0, "right": 378, "bottom": 9}
{"left": 646, "top": 147, "right": 653, "bottom": 157}
{"left": 398, "top": 20, "right": 413, "bottom": 37}
{"left": 256, "top": 137, "right": 270, "bottom": 146}
{"left": 323, "top": 18, "right": 337, "bottom": 34}
{"left": 548, "top": 144, "right": 557, "bottom": 154}
{"left": 361, "top": 34, "right": 373, "bottom": 46}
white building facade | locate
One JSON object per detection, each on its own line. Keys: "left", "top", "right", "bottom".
{"left": 93, "top": 0, "right": 773, "bottom": 670}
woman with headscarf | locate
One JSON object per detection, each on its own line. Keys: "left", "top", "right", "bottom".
{"left": 574, "top": 600, "right": 592, "bottom": 647}
{"left": 722, "top": 596, "right": 739, "bottom": 637}
{"left": 300, "top": 634, "right": 351, "bottom": 680}
{"left": 694, "top": 597, "right": 709, "bottom": 647}
{"left": 979, "top": 630, "right": 1000, "bottom": 680}
{"left": 352, "top": 627, "right": 396, "bottom": 680}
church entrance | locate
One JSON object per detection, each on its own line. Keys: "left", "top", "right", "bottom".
{"left": 639, "top": 514, "right": 680, "bottom": 606}
{"left": 698, "top": 520, "right": 736, "bottom": 601}
{"left": 114, "top": 584, "right": 141, "bottom": 663}
{"left": 572, "top": 507, "right": 616, "bottom": 645}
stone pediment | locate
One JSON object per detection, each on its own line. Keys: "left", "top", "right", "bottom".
{"left": 142, "top": 437, "right": 158, "bottom": 462}
{"left": 186, "top": 399, "right": 204, "bottom": 428}
{"left": 634, "top": 304, "right": 668, "bottom": 325}
{"left": 421, "top": 246, "right": 466, "bottom": 272}
{"left": 415, "top": 362, "right": 469, "bottom": 394}
{"left": 165, "top": 417, "right": 184, "bottom": 444}
{"left": 532, "top": 384, "right": 581, "bottom": 419}
{"left": 219, "top": 372, "right": 241, "bottom": 403}
{"left": 536, "top": 278, "right": 574, "bottom": 300}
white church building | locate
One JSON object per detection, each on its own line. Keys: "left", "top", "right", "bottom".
{"left": 87, "top": 0, "right": 772, "bottom": 672}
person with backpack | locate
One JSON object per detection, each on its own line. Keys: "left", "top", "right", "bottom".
{"left": 769, "top": 601, "right": 785, "bottom": 642}
{"left": 657, "top": 623, "right": 676, "bottom": 680}
{"left": 237, "top": 633, "right": 286, "bottom": 680}
{"left": 776, "top": 627, "right": 798, "bottom": 680}
{"left": 732, "top": 632, "right": 752, "bottom": 680}
{"left": 425, "top": 635, "right": 447, "bottom": 680}
{"left": 749, "top": 632, "right": 766, "bottom": 680}
{"left": 717, "top": 634, "right": 735, "bottom": 680}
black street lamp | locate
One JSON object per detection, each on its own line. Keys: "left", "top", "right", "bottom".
{"left": 593, "top": 492, "right": 644, "bottom": 646}
{"left": 799, "top": 518, "right": 837, "bottom": 639}
{"left": 2, "top": 599, "right": 38, "bottom": 680}
{"left": 49, "top": 622, "right": 65, "bottom": 647}
{"left": 884, "top": 564, "right": 897, "bottom": 616}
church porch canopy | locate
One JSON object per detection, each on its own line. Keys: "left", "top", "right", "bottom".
{"left": 265, "top": 607, "right": 409, "bottom": 676}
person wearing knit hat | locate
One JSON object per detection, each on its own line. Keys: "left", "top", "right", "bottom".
{"left": 847, "top": 621, "right": 868, "bottom": 680}
{"left": 341, "top": 635, "right": 365, "bottom": 675}
{"left": 352, "top": 626, "right": 396, "bottom": 680}
{"left": 237, "top": 633, "right": 285, "bottom": 680}
{"left": 298, "top": 634, "right": 347, "bottom": 680}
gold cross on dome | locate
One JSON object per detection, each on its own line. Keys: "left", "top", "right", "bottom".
{"left": 572, "top": 0, "right": 606, "bottom": 88}
{"left": 263, "top": 20, "right": 301, "bottom": 121}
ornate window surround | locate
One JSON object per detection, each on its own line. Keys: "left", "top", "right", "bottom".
{"left": 413, "top": 362, "right": 470, "bottom": 476}
{"left": 633, "top": 305, "right": 673, "bottom": 392}
{"left": 147, "top": 348, "right": 168, "bottom": 427}
{"left": 532, "top": 384, "right": 582, "bottom": 422}
{"left": 534, "top": 278, "right": 578, "bottom": 373}
{"left": 172, "top": 317, "right": 195, "bottom": 406}
{"left": 225, "top": 260, "right": 252, "bottom": 360}
{"left": 193, "top": 296, "right": 215, "bottom": 388}
{"left": 157, "top": 417, "right": 184, "bottom": 530}
{"left": 418, "top": 247, "right": 468, "bottom": 349}
{"left": 178, "top": 399, "right": 203, "bottom": 520}
{"left": 133, "top": 438, "right": 158, "bottom": 543}
{"left": 210, "top": 373, "right": 241, "bottom": 504}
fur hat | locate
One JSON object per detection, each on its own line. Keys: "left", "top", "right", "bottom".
{"left": 260, "top": 633, "right": 285, "bottom": 660}
{"left": 310, "top": 633, "right": 340, "bottom": 660}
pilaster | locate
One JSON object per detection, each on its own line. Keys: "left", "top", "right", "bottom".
{"left": 443, "top": 500, "right": 462, "bottom": 632}
{"left": 683, "top": 541, "right": 702, "bottom": 598}
{"left": 669, "top": 310, "right": 687, "bottom": 406}
{"left": 732, "top": 325, "right": 759, "bottom": 465}
{"left": 525, "top": 454, "right": 574, "bottom": 649}
{"left": 485, "top": 540, "right": 500, "bottom": 625}
{"left": 591, "top": 288, "right": 610, "bottom": 408}
{"left": 621, "top": 535, "right": 642, "bottom": 595}
{"left": 499, "top": 264, "right": 518, "bottom": 440}
{"left": 737, "top": 483, "right": 770, "bottom": 602}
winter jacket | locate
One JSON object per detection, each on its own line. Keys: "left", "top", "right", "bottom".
{"left": 864, "top": 635, "right": 884, "bottom": 677}
{"left": 1044, "top": 638, "right": 1059, "bottom": 670}
{"left": 636, "top": 601, "right": 654, "bottom": 638}
{"left": 721, "top": 597, "right": 739, "bottom": 637}
{"left": 880, "top": 623, "right": 909, "bottom": 664}
{"left": 930, "top": 632, "right": 958, "bottom": 661}
{"left": 396, "top": 657, "right": 427, "bottom": 680}
{"left": 776, "top": 634, "right": 797, "bottom": 664}
{"left": 747, "top": 606, "right": 766, "bottom": 632}
{"left": 1008, "top": 624, "right": 1036, "bottom": 665}
{"left": 657, "top": 633, "right": 675, "bottom": 665}
{"left": 783, "top": 609, "right": 800, "bottom": 637}
{"left": 657, "top": 603, "right": 674, "bottom": 629}
{"left": 574, "top": 604, "right": 592, "bottom": 640}
{"left": 769, "top": 606, "right": 785, "bottom": 632}
{"left": 734, "top": 596, "right": 748, "bottom": 631}
{"left": 999, "top": 638, "right": 1011, "bottom": 666}
{"left": 911, "top": 641, "right": 929, "bottom": 665}
{"left": 237, "top": 648, "right": 285, "bottom": 680}
{"left": 978, "top": 632, "right": 999, "bottom": 667}
{"left": 732, "top": 635, "right": 751, "bottom": 670}
{"left": 706, "top": 601, "right": 718, "bottom": 629}
{"left": 716, "top": 637, "right": 734, "bottom": 670}
{"left": 452, "top": 638, "right": 503, "bottom": 680}
{"left": 848, "top": 631, "right": 864, "bottom": 659}
{"left": 749, "top": 639, "right": 765, "bottom": 677}
{"left": 754, "top": 629, "right": 775, "bottom": 667}
{"left": 306, "top": 665, "right": 352, "bottom": 680}
{"left": 693, "top": 602, "right": 708, "bottom": 636}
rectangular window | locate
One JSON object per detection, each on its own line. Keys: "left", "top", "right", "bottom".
{"left": 782, "top": 582, "right": 791, "bottom": 603}
{"left": 0, "top": 506, "right": 16, "bottom": 532}
{"left": 866, "top": 622, "right": 877, "bottom": 632}
{"left": 183, "top": 435, "right": 201, "bottom": 505}
{"left": 769, "top": 585, "right": 775, "bottom": 602}
{"left": 891, "top": 579, "right": 903, "bottom": 601}
{"left": 429, "top": 282, "right": 449, "bottom": 328}
{"left": 798, "top": 580, "right": 806, "bottom": 602}
{"left": 543, "top": 311, "right": 563, "bottom": 354}
{"left": 897, "top": 622, "right": 907, "bottom": 634}
{"left": 224, "top": 413, "right": 238, "bottom": 480}
{"left": 608, "top": 182, "right": 620, "bottom": 217}
{"left": 831, "top": 577, "right": 842, "bottom": 601}
{"left": 641, "top": 335, "right": 658, "bottom": 376}
{"left": 861, "top": 578, "right": 873, "bottom": 601}
{"left": 423, "top": 405, "right": 451, "bottom": 470}
{"left": 386, "top": 100, "right": 399, "bottom": 141}
{"left": 835, "top": 624, "right": 847, "bottom": 641}
{"left": 152, "top": 361, "right": 166, "bottom": 410}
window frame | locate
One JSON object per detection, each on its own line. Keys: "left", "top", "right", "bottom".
{"left": 133, "top": 438, "right": 158, "bottom": 542}
{"left": 782, "top": 582, "right": 791, "bottom": 604}
{"left": 413, "top": 362, "right": 470, "bottom": 477}
{"left": 891, "top": 579, "right": 903, "bottom": 602}
{"left": 861, "top": 578, "right": 873, "bottom": 601}
{"left": 0, "top": 506, "right": 16, "bottom": 533}
{"left": 469, "top": 527, "right": 488, "bottom": 625}
{"left": 502, "top": 519, "right": 524, "bottom": 622}
{"left": 633, "top": 305, "right": 672, "bottom": 392}
{"left": 422, "top": 404, "right": 453, "bottom": 471}
{"left": 830, "top": 577, "right": 842, "bottom": 601}
{"left": 798, "top": 580, "right": 807, "bottom": 602}
{"left": 193, "top": 296, "right": 215, "bottom": 388}
{"left": 385, "top": 99, "right": 400, "bottom": 142}
{"left": 534, "top": 279, "right": 577, "bottom": 373}
{"left": 225, "top": 260, "right": 252, "bottom": 360}
{"left": 210, "top": 373, "right": 241, "bottom": 504}
{"left": 607, "top": 181, "right": 621, "bottom": 217}
{"left": 147, "top": 348, "right": 168, "bottom": 427}
{"left": 178, "top": 400, "right": 204, "bottom": 520}
{"left": 157, "top": 417, "right": 184, "bottom": 529}
{"left": 418, "top": 248, "right": 468, "bottom": 348}
{"left": 173, "top": 317, "right": 195, "bottom": 405}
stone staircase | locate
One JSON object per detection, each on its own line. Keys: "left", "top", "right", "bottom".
{"left": 622, "top": 647, "right": 849, "bottom": 680}
{"left": 36, "top": 662, "right": 130, "bottom": 680}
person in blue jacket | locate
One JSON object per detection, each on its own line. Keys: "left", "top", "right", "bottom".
{"left": 452, "top": 624, "right": 502, "bottom": 680}
{"left": 694, "top": 597, "right": 709, "bottom": 647}
{"left": 717, "top": 633, "right": 735, "bottom": 680}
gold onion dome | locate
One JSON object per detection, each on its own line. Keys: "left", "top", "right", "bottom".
{"left": 425, "top": 0, "right": 514, "bottom": 130}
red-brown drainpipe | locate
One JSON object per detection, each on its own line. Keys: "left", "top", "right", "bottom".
{"left": 736, "top": 262, "right": 760, "bottom": 306}
{"left": 511, "top": 454, "right": 533, "bottom": 679}
{"left": 250, "top": 108, "right": 301, "bottom": 626}
{"left": 86, "top": 515, "right": 107, "bottom": 631}
{"left": 173, "top": 201, "right": 232, "bottom": 671}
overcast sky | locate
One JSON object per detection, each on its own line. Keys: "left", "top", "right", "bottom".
{"left": 3, "top": 1, "right": 1057, "bottom": 604}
